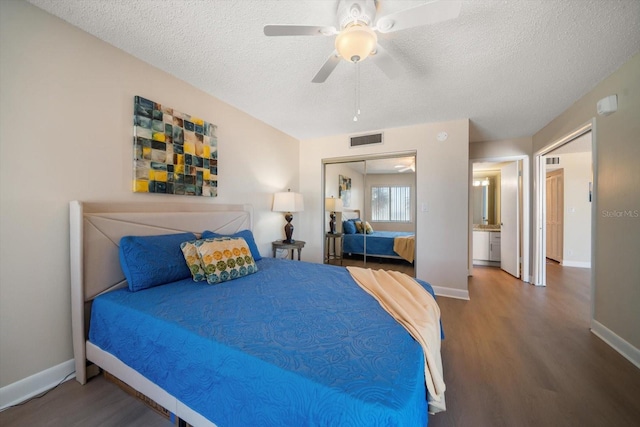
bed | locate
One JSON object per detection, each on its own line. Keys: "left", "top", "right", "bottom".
{"left": 70, "top": 201, "right": 442, "bottom": 426}
{"left": 341, "top": 210, "right": 415, "bottom": 263}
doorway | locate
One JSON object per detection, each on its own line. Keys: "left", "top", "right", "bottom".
{"left": 323, "top": 152, "right": 417, "bottom": 276}
{"left": 469, "top": 156, "right": 530, "bottom": 281}
{"left": 533, "top": 124, "right": 593, "bottom": 289}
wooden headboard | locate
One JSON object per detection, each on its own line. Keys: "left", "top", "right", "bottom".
{"left": 69, "top": 201, "right": 252, "bottom": 384}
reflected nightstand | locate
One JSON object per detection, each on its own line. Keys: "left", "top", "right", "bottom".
{"left": 324, "top": 232, "right": 343, "bottom": 265}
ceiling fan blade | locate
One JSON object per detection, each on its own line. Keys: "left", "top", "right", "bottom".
{"left": 264, "top": 25, "right": 337, "bottom": 37}
{"left": 375, "top": 0, "right": 462, "bottom": 33}
{"left": 312, "top": 51, "right": 341, "bottom": 83}
{"left": 369, "top": 44, "right": 402, "bottom": 79}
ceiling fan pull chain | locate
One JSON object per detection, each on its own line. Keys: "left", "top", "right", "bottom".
{"left": 357, "top": 61, "right": 361, "bottom": 116}
{"left": 353, "top": 61, "right": 359, "bottom": 122}
{"left": 353, "top": 61, "right": 362, "bottom": 122}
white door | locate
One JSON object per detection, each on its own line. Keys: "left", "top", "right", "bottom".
{"left": 546, "top": 169, "right": 564, "bottom": 262}
{"left": 501, "top": 161, "right": 520, "bottom": 277}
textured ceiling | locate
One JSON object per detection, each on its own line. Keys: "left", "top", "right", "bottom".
{"left": 27, "top": 0, "right": 640, "bottom": 142}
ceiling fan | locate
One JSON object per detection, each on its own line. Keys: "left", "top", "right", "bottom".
{"left": 264, "top": 0, "right": 462, "bottom": 83}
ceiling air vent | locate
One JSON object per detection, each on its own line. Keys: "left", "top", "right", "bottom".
{"left": 546, "top": 157, "right": 560, "bottom": 165}
{"left": 350, "top": 133, "right": 383, "bottom": 148}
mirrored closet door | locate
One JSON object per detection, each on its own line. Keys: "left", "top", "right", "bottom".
{"left": 323, "top": 153, "right": 416, "bottom": 276}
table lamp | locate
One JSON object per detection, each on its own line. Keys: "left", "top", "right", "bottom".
{"left": 325, "top": 196, "right": 343, "bottom": 234}
{"left": 272, "top": 189, "right": 304, "bottom": 243}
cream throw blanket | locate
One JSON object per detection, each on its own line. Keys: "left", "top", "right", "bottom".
{"left": 393, "top": 235, "right": 415, "bottom": 263}
{"left": 346, "top": 267, "right": 446, "bottom": 414}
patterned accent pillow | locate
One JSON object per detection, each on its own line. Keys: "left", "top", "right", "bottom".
{"left": 201, "top": 229, "right": 262, "bottom": 261}
{"left": 354, "top": 221, "right": 364, "bottom": 234}
{"left": 364, "top": 221, "right": 374, "bottom": 234}
{"left": 195, "top": 237, "right": 258, "bottom": 284}
{"left": 180, "top": 240, "right": 207, "bottom": 282}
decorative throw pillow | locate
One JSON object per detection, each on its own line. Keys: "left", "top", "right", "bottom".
{"left": 364, "top": 221, "right": 374, "bottom": 234}
{"left": 354, "top": 221, "right": 364, "bottom": 234}
{"left": 195, "top": 237, "right": 258, "bottom": 284}
{"left": 119, "top": 232, "right": 197, "bottom": 292}
{"left": 180, "top": 240, "right": 207, "bottom": 282}
{"left": 342, "top": 220, "right": 356, "bottom": 234}
{"left": 201, "top": 229, "right": 262, "bottom": 261}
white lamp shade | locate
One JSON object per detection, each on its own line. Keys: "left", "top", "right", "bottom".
{"left": 272, "top": 191, "right": 304, "bottom": 213}
{"left": 335, "top": 24, "right": 377, "bottom": 62}
{"left": 325, "top": 197, "right": 343, "bottom": 212}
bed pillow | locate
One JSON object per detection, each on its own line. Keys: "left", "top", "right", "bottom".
{"left": 201, "top": 229, "right": 262, "bottom": 261}
{"left": 342, "top": 220, "right": 357, "bottom": 234}
{"left": 119, "top": 232, "right": 197, "bottom": 292}
{"left": 364, "top": 221, "right": 374, "bottom": 234}
{"left": 195, "top": 237, "right": 258, "bottom": 284}
{"left": 180, "top": 240, "right": 207, "bottom": 282}
{"left": 354, "top": 220, "right": 373, "bottom": 234}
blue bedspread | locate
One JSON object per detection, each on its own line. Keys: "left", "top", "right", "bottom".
{"left": 343, "top": 231, "right": 414, "bottom": 258}
{"left": 90, "top": 258, "right": 437, "bottom": 426}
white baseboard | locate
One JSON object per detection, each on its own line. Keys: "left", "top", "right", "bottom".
{"left": 562, "top": 260, "right": 591, "bottom": 268}
{"left": 591, "top": 320, "right": 640, "bottom": 370}
{"left": 0, "top": 359, "right": 75, "bottom": 411}
{"left": 432, "top": 286, "right": 470, "bottom": 300}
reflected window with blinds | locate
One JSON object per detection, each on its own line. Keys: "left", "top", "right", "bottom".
{"left": 371, "top": 186, "right": 411, "bottom": 222}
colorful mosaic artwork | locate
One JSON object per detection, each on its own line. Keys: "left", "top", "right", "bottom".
{"left": 133, "top": 96, "right": 218, "bottom": 197}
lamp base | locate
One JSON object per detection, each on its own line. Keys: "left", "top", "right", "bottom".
{"left": 284, "top": 212, "right": 294, "bottom": 243}
{"left": 329, "top": 212, "right": 336, "bottom": 234}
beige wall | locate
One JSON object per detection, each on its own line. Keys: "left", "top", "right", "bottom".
{"left": 300, "top": 120, "right": 470, "bottom": 297}
{"left": 0, "top": 1, "right": 299, "bottom": 387}
{"left": 533, "top": 53, "right": 640, "bottom": 350}
{"left": 469, "top": 137, "right": 532, "bottom": 159}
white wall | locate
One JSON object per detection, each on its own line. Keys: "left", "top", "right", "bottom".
{"left": 300, "top": 120, "right": 470, "bottom": 298}
{"left": 0, "top": 0, "right": 299, "bottom": 388}
{"left": 364, "top": 173, "right": 415, "bottom": 232}
{"left": 325, "top": 163, "right": 365, "bottom": 212}
{"left": 548, "top": 151, "right": 592, "bottom": 267}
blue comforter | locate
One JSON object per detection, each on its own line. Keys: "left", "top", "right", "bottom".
{"left": 343, "top": 231, "right": 414, "bottom": 258}
{"left": 90, "top": 258, "right": 437, "bottom": 426}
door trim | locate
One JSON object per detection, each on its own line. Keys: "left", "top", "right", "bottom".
{"left": 533, "top": 121, "right": 593, "bottom": 288}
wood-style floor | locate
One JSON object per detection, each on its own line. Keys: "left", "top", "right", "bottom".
{"left": 2, "top": 264, "right": 639, "bottom": 426}
{"left": 340, "top": 254, "right": 415, "bottom": 276}
{"left": 431, "top": 264, "right": 640, "bottom": 427}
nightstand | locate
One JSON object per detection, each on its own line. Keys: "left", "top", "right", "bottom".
{"left": 272, "top": 240, "right": 306, "bottom": 260}
{"left": 324, "top": 232, "right": 343, "bottom": 265}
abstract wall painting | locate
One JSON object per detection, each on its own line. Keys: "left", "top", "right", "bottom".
{"left": 133, "top": 96, "right": 218, "bottom": 197}
{"left": 339, "top": 174, "right": 351, "bottom": 207}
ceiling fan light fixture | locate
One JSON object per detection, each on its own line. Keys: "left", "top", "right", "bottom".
{"left": 335, "top": 24, "right": 377, "bottom": 63}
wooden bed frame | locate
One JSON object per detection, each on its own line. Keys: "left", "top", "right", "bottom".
{"left": 69, "top": 201, "right": 252, "bottom": 427}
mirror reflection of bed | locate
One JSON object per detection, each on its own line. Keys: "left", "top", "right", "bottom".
{"left": 324, "top": 155, "right": 416, "bottom": 277}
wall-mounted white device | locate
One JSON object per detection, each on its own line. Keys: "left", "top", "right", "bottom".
{"left": 596, "top": 94, "right": 617, "bottom": 116}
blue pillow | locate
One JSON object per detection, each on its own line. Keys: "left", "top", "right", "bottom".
{"left": 342, "top": 220, "right": 356, "bottom": 234}
{"left": 201, "top": 229, "right": 262, "bottom": 261}
{"left": 119, "top": 232, "right": 197, "bottom": 292}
